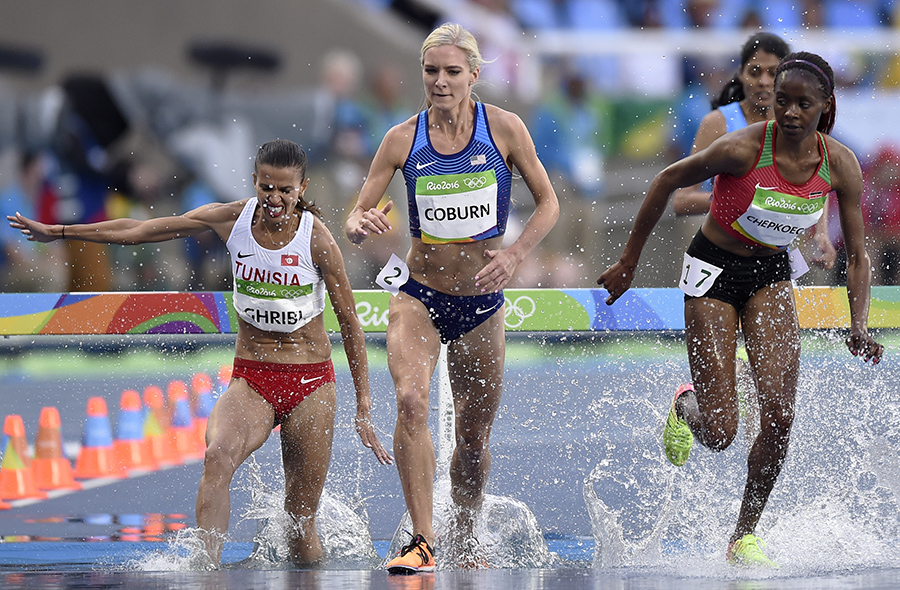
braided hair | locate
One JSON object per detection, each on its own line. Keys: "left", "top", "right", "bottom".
{"left": 774, "top": 52, "right": 836, "bottom": 134}
{"left": 254, "top": 139, "right": 322, "bottom": 218}
{"left": 712, "top": 32, "right": 790, "bottom": 109}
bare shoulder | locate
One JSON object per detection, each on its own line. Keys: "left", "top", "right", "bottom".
{"left": 482, "top": 103, "right": 531, "bottom": 160}
{"left": 702, "top": 108, "right": 727, "bottom": 129}
{"left": 710, "top": 121, "right": 765, "bottom": 159}
{"left": 824, "top": 134, "right": 861, "bottom": 172}
{"left": 482, "top": 103, "right": 526, "bottom": 135}
{"left": 310, "top": 214, "right": 339, "bottom": 252}
{"left": 309, "top": 214, "right": 348, "bottom": 277}
{"left": 187, "top": 199, "right": 247, "bottom": 222}
{"left": 823, "top": 134, "right": 863, "bottom": 192}
{"left": 691, "top": 109, "right": 728, "bottom": 153}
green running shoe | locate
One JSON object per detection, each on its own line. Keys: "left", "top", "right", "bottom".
{"left": 726, "top": 534, "right": 779, "bottom": 569}
{"left": 663, "top": 383, "right": 694, "bottom": 466}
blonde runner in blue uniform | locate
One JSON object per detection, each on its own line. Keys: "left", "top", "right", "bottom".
{"left": 345, "top": 23, "right": 559, "bottom": 573}
{"left": 8, "top": 139, "right": 393, "bottom": 569}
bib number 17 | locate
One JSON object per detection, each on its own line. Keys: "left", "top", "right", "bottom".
{"left": 679, "top": 253, "right": 723, "bottom": 297}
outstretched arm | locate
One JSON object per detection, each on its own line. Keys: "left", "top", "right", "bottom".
{"left": 8, "top": 201, "right": 241, "bottom": 245}
{"left": 597, "top": 164, "right": 682, "bottom": 304}
{"left": 598, "top": 126, "right": 757, "bottom": 304}
{"left": 312, "top": 219, "right": 394, "bottom": 465}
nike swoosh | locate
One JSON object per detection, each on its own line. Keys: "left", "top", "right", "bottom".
{"left": 416, "top": 161, "right": 436, "bottom": 170}
{"left": 475, "top": 303, "right": 500, "bottom": 315}
{"left": 300, "top": 375, "right": 324, "bottom": 384}
{"left": 754, "top": 182, "right": 779, "bottom": 191}
{"left": 237, "top": 252, "right": 254, "bottom": 259}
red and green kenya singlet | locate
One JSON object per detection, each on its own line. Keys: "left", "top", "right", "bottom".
{"left": 226, "top": 200, "right": 325, "bottom": 333}
{"left": 710, "top": 120, "right": 833, "bottom": 250}
{"left": 403, "top": 102, "right": 512, "bottom": 244}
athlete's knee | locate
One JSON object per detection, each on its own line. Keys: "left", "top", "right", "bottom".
{"left": 698, "top": 415, "right": 738, "bottom": 452}
{"left": 202, "top": 441, "right": 240, "bottom": 481}
{"left": 759, "top": 407, "right": 793, "bottom": 443}
{"left": 395, "top": 387, "right": 430, "bottom": 431}
{"left": 284, "top": 495, "right": 319, "bottom": 522}
{"left": 453, "top": 432, "right": 491, "bottom": 470}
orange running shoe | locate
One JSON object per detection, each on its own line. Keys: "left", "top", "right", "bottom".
{"left": 386, "top": 534, "right": 436, "bottom": 575}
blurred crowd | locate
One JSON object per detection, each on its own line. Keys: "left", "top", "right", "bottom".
{"left": 2, "top": 0, "right": 900, "bottom": 293}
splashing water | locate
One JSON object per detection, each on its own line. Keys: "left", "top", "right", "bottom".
{"left": 131, "top": 455, "right": 380, "bottom": 570}
{"left": 131, "top": 527, "right": 218, "bottom": 572}
{"left": 582, "top": 333, "right": 900, "bottom": 576}
{"left": 383, "top": 474, "right": 556, "bottom": 569}
{"left": 235, "top": 456, "right": 380, "bottom": 569}
{"left": 583, "top": 371, "right": 677, "bottom": 568}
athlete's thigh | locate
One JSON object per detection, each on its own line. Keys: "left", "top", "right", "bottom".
{"left": 684, "top": 296, "right": 740, "bottom": 416}
{"left": 448, "top": 305, "right": 506, "bottom": 431}
{"left": 740, "top": 281, "right": 799, "bottom": 410}
{"left": 205, "top": 378, "right": 275, "bottom": 465}
{"left": 279, "top": 383, "right": 337, "bottom": 503}
{"left": 386, "top": 291, "right": 442, "bottom": 395}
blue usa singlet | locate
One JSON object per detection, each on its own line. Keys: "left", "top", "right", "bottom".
{"left": 403, "top": 102, "right": 512, "bottom": 244}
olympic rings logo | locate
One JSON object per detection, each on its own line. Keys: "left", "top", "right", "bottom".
{"left": 463, "top": 176, "right": 487, "bottom": 189}
{"left": 504, "top": 295, "right": 535, "bottom": 328}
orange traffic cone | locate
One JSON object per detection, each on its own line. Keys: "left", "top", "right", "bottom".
{"left": 4, "top": 413, "right": 32, "bottom": 469}
{"left": 32, "top": 407, "right": 82, "bottom": 491}
{"left": 168, "top": 380, "right": 202, "bottom": 461}
{"left": 0, "top": 415, "right": 47, "bottom": 502}
{"left": 73, "top": 397, "right": 122, "bottom": 480}
{"left": 143, "top": 385, "right": 180, "bottom": 466}
{"left": 113, "top": 390, "right": 157, "bottom": 474}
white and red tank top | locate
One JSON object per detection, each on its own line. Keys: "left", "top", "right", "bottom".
{"left": 226, "top": 200, "right": 325, "bottom": 333}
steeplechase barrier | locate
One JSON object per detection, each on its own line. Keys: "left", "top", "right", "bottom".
{"left": 1, "top": 286, "right": 898, "bottom": 337}
{"left": 0, "top": 287, "right": 894, "bottom": 489}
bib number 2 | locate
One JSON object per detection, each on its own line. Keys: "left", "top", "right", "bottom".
{"left": 376, "top": 253, "right": 410, "bottom": 295}
{"left": 679, "top": 253, "right": 724, "bottom": 297}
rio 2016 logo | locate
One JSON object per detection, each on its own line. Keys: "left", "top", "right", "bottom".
{"left": 356, "top": 300, "right": 390, "bottom": 328}
{"left": 504, "top": 295, "right": 535, "bottom": 328}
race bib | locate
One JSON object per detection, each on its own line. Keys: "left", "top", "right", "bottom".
{"left": 733, "top": 186, "right": 825, "bottom": 249}
{"left": 679, "top": 253, "right": 724, "bottom": 297}
{"left": 415, "top": 171, "right": 498, "bottom": 243}
{"left": 376, "top": 253, "right": 409, "bottom": 295}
